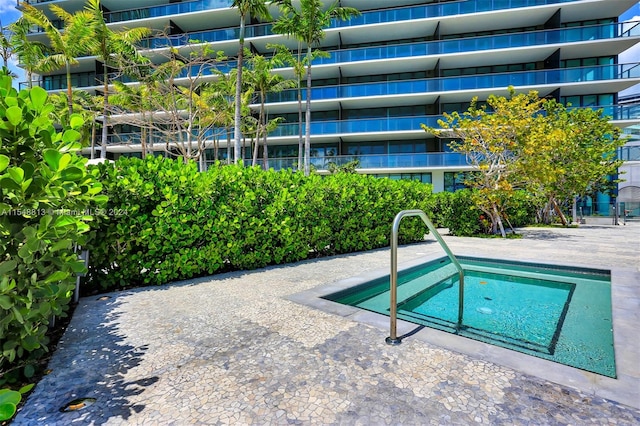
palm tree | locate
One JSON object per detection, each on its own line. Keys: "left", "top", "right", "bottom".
{"left": 270, "top": 43, "right": 306, "bottom": 170}
{"left": 84, "top": 0, "right": 150, "bottom": 159}
{"left": 22, "top": 4, "right": 98, "bottom": 117}
{"left": 8, "top": 17, "right": 50, "bottom": 88}
{"left": 272, "top": 0, "right": 360, "bottom": 175}
{"left": 230, "top": 0, "right": 272, "bottom": 164}
{"left": 210, "top": 69, "right": 240, "bottom": 163}
{"left": 245, "top": 52, "right": 295, "bottom": 168}
{"left": 0, "top": 19, "right": 11, "bottom": 70}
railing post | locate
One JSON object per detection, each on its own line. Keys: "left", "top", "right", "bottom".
{"left": 386, "top": 210, "right": 465, "bottom": 345}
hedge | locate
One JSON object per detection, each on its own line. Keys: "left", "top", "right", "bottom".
{"left": 84, "top": 156, "right": 435, "bottom": 292}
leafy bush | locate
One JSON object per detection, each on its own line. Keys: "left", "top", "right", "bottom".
{"left": 501, "top": 190, "right": 538, "bottom": 228}
{"left": 0, "top": 384, "right": 33, "bottom": 421}
{"left": 433, "top": 190, "right": 482, "bottom": 236}
{"left": 85, "top": 157, "right": 435, "bottom": 292}
{"left": 433, "top": 189, "right": 538, "bottom": 236}
{"left": 0, "top": 76, "right": 106, "bottom": 374}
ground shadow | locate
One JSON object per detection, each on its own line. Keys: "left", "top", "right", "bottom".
{"left": 13, "top": 296, "right": 159, "bottom": 425}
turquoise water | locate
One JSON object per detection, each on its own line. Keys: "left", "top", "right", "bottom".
{"left": 323, "top": 256, "right": 615, "bottom": 377}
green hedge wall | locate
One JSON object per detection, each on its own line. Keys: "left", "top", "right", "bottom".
{"left": 85, "top": 156, "right": 435, "bottom": 292}
{"left": 433, "top": 189, "right": 538, "bottom": 236}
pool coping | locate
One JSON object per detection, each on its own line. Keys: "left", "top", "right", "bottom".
{"left": 287, "top": 252, "right": 640, "bottom": 410}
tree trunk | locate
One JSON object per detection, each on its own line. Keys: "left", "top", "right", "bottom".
{"left": 233, "top": 19, "right": 245, "bottom": 164}
{"left": 140, "top": 123, "right": 147, "bottom": 159}
{"left": 226, "top": 129, "right": 232, "bottom": 164}
{"left": 492, "top": 203, "right": 506, "bottom": 238}
{"left": 90, "top": 120, "right": 96, "bottom": 160}
{"left": 65, "top": 61, "right": 73, "bottom": 118}
{"left": 101, "top": 64, "right": 109, "bottom": 159}
{"left": 297, "top": 42, "right": 303, "bottom": 172}
{"left": 552, "top": 198, "right": 568, "bottom": 226}
{"left": 263, "top": 108, "right": 269, "bottom": 170}
{"left": 253, "top": 94, "right": 265, "bottom": 167}
{"left": 304, "top": 45, "right": 312, "bottom": 176}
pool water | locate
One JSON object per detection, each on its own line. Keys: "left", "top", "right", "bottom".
{"left": 323, "top": 256, "right": 616, "bottom": 378}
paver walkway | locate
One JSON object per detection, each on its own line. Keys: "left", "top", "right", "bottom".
{"left": 13, "top": 222, "right": 640, "bottom": 425}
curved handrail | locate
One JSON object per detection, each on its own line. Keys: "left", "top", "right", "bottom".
{"left": 386, "top": 210, "right": 465, "bottom": 345}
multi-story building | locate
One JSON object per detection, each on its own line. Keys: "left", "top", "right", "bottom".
{"left": 16, "top": 0, "right": 640, "bottom": 212}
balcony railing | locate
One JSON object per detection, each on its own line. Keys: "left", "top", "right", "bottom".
{"left": 618, "top": 146, "right": 640, "bottom": 161}
{"left": 105, "top": 103, "right": 640, "bottom": 148}
{"left": 22, "top": 0, "right": 584, "bottom": 32}
{"left": 138, "top": 21, "right": 637, "bottom": 62}
{"left": 200, "top": 152, "right": 468, "bottom": 172}
{"left": 267, "top": 64, "right": 640, "bottom": 103}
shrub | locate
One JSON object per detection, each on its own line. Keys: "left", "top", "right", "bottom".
{"left": 433, "top": 190, "right": 482, "bottom": 236}
{"left": 501, "top": 190, "right": 538, "bottom": 228}
{"left": 0, "top": 76, "right": 106, "bottom": 374}
{"left": 85, "top": 158, "right": 435, "bottom": 292}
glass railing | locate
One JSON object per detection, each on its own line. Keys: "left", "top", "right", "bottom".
{"left": 34, "top": 60, "right": 640, "bottom": 93}
{"left": 266, "top": 64, "right": 640, "bottom": 104}
{"left": 139, "top": 25, "right": 274, "bottom": 49}
{"left": 611, "top": 103, "right": 640, "bottom": 121}
{"left": 107, "top": 102, "right": 640, "bottom": 147}
{"left": 137, "top": 21, "right": 636, "bottom": 62}
{"left": 266, "top": 116, "right": 442, "bottom": 138}
{"left": 618, "top": 146, "right": 640, "bottom": 161}
{"left": 333, "top": 0, "right": 582, "bottom": 29}
{"left": 104, "top": 0, "right": 234, "bottom": 24}
{"left": 314, "top": 22, "right": 638, "bottom": 66}
{"left": 248, "top": 152, "right": 469, "bottom": 171}
{"left": 106, "top": 115, "right": 437, "bottom": 145}
{"left": 23, "top": 0, "right": 583, "bottom": 32}
{"left": 99, "top": 0, "right": 581, "bottom": 27}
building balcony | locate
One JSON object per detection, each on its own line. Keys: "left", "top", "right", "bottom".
{"left": 105, "top": 104, "right": 640, "bottom": 149}
{"left": 244, "top": 152, "right": 471, "bottom": 172}
{"left": 266, "top": 64, "right": 640, "bottom": 105}
{"left": 618, "top": 146, "right": 640, "bottom": 162}
{"left": 27, "top": 62, "right": 640, "bottom": 101}
{"left": 137, "top": 21, "right": 638, "bottom": 59}
{"left": 21, "top": 0, "right": 588, "bottom": 33}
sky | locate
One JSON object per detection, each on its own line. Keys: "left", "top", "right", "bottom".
{"left": 1, "top": 0, "right": 640, "bottom": 92}
{"left": 620, "top": 1, "right": 640, "bottom": 96}
{"left": 1, "top": 0, "right": 23, "bottom": 87}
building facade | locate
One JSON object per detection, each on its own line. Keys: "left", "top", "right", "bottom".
{"left": 17, "top": 0, "right": 640, "bottom": 208}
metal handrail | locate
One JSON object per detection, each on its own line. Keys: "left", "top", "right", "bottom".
{"left": 386, "top": 210, "right": 465, "bottom": 345}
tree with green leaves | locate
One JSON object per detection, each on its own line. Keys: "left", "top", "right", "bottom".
{"left": 21, "top": 4, "right": 98, "bottom": 118}
{"left": 517, "top": 99, "right": 625, "bottom": 225}
{"left": 47, "top": 89, "right": 104, "bottom": 159}
{"left": 272, "top": 0, "right": 360, "bottom": 176}
{"left": 425, "top": 89, "right": 544, "bottom": 236}
{"left": 8, "top": 17, "right": 50, "bottom": 89}
{"left": 245, "top": 51, "right": 295, "bottom": 168}
{"left": 269, "top": 43, "right": 328, "bottom": 170}
{"left": 209, "top": 69, "right": 240, "bottom": 164}
{"left": 230, "top": 0, "right": 272, "bottom": 164}
{"left": 110, "top": 39, "right": 227, "bottom": 163}
{"left": 0, "top": 19, "right": 11, "bottom": 70}
{"left": 425, "top": 87, "right": 626, "bottom": 235}
{"left": 84, "top": 0, "right": 151, "bottom": 159}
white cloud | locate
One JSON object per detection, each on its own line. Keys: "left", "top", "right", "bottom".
{"left": 0, "top": 0, "right": 15, "bottom": 13}
{"left": 0, "top": 0, "right": 20, "bottom": 26}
